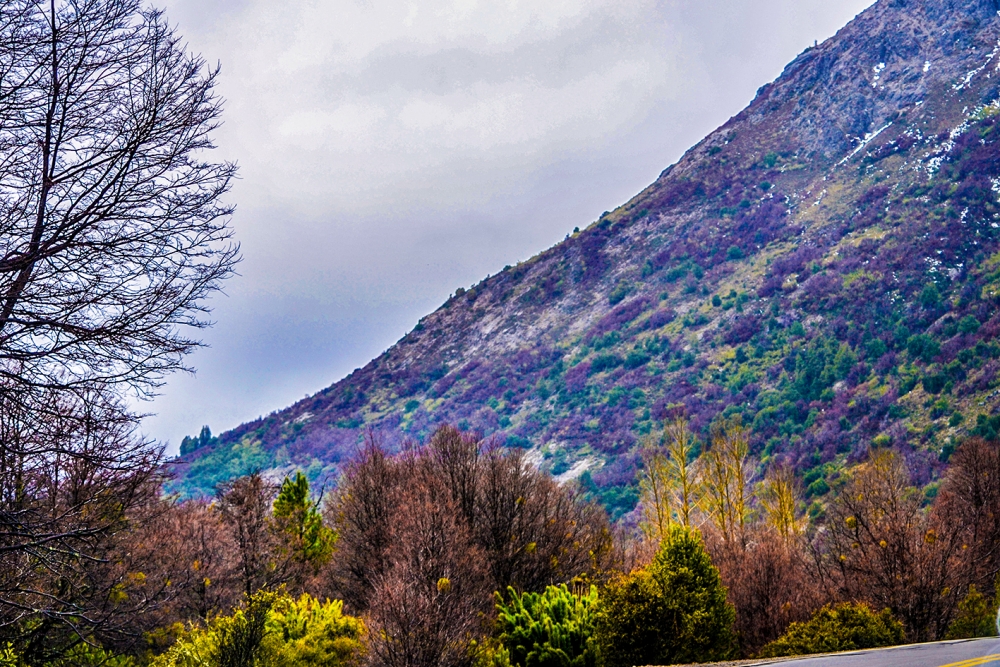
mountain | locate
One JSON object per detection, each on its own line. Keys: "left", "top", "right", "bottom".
{"left": 173, "top": 0, "right": 1000, "bottom": 515}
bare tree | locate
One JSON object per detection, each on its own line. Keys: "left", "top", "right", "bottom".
{"left": 0, "top": 390, "right": 167, "bottom": 660}
{"left": 820, "top": 449, "right": 966, "bottom": 641}
{"left": 706, "top": 520, "right": 823, "bottom": 655}
{"left": 0, "top": 0, "right": 237, "bottom": 402}
{"left": 326, "top": 433, "right": 401, "bottom": 612}
{"left": 0, "top": 0, "right": 236, "bottom": 653}
{"left": 217, "top": 473, "right": 283, "bottom": 598}
{"left": 935, "top": 437, "right": 1000, "bottom": 592}
{"left": 366, "top": 463, "right": 488, "bottom": 667}
{"left": 146, "top": 498, "right": 241, "bottom": 624}
{"left": 327, "top": 426, "right": 613, "bottom": 617}
{"left": 426, "top": 425, "right": 480, "bottom": 527}
{"left": 473, "top": 441, "right": 612, "bottom": 592}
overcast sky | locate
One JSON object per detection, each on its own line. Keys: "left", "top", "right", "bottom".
{"left": 143, "top": 0, "right": 875, "bottom": 452}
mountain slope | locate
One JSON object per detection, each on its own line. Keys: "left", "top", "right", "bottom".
{"left": 174, "top": 0, "right": 1000, "bottom": 513}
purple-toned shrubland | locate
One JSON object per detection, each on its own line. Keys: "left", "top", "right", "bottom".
{"left": 175, "top": 0, "right": 1000, "bottom": 527}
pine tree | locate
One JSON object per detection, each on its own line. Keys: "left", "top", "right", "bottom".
{"left": 273, "top": 472, "right": 337, "bottom": 584}
{"left": 494, "top": 584, "right": 599, "bottom": 667}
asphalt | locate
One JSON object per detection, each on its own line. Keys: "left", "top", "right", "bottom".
{"left": 755, "top": 638, "right": 1000, "bottom": 667}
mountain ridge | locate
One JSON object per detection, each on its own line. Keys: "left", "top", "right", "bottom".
{"left": 173, "top": 0, "right": 1000, "bottom": 512}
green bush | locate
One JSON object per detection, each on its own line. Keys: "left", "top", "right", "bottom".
{"left": 152, "top": 591, "right": 365, "bottom": 667}
{"left": 14, "top": 643, "right": 137, "bottom": 667}
{"left": 493, "top": 584, "right": 599, "bottom": 667}
{"left": 958, "top": 315, "right": 981, "bottom": 335}
{"left": 594, "top": 526, "right": 736, "bottom": 667}
{"left": 267, "top": 594, "right": 366, "bottom": 666}
{"left": 152, "top": 590, "right": 277, "bottom": 667}
{"left": 973, "top": 414, "right": 1000, "bottom": 440}
{"left": 758, "top": 602, "right": 904, "bottom": 658}
{"left": 946, "top": 585, "right": 998, "bottom": 639}
{"left": 907, "top": 334, "right": 940, "bottom": 363}
{"left": 920, "top": 284, "right": 941, "bottom": 310}
{"left": 608, "top": 282, "right": 632, "bottom": 306}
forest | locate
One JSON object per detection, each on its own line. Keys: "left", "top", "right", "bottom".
{"left": 6, "top": 420, "right": 1000, "bottom": 667}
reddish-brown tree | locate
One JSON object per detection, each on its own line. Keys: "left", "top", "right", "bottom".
{"left": 366, "top": 460, "right": 488, "bottom": 667}
{"left": 0, "top": 0, "right": 236, "bottom": 656}
{"left": 934, "top": 437, "right": 1000, "bottom": 593}
{"left": 327, "top": 426, "right": 612, "bottom": 615}
{"left": 707, "top": 525, "right": 824, "bottom": 656}
{"left": 149, "top": 499, "right": 240, "bottom": 623}
{"left": 0, "top": 391, "right": 168, "bottom": 661}
{"left": 325, "top": 434, "right": 402, "bottom": 612}
{"left": 820, "top": 450, "right": 966, "bottom": 641}
{"left": 217, "top": 473, "right": 284, "bottom": 597}
{"left": 473, "top": 441, "right": 612, "bottom": 593}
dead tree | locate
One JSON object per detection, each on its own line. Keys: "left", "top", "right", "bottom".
{"left": 0, "top": 0, "right": 237, "bottom": 402}
{"left": 0, "top": 0, "right": 236, "bottom": 656}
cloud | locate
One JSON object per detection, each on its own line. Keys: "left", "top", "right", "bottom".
{"left": 188, "top": 0, "right": 685, "bottom": 215}
{"left": 145, "top": 0, "right": 875, "bottom": 450}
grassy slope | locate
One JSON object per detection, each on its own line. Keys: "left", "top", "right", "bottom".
{"left": 172, "top": 0, "right": 1000, "bottom": 513}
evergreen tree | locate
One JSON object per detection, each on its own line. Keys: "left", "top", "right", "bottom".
{"left": 273, "top": 472, "right": 337, "bottom": 582}
{"left": 595, "top": 526, "right": 736, "bottom": 667}
{"left": 494, "top": 584, "right": 599, "bottom": 667}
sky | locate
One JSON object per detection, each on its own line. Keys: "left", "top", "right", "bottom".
{"left": 144, "top": 0, "right": 876, "bottom": 453}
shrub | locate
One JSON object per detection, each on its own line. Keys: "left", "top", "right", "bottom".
{"left": 665, "top": 265, "right": 688, "bottom": 282}
{"left": 972, "top": 414, "right": 1000, "bottom": 440}
{"left": 866, "top": 338, "right": 888, "bottom": 360}
{"left": 907, "top": 334, "right": 941, "bottom": 363}
{"left": 959, "top": 315, "right": 981, "bottom": 335}
{"left": 758, "top": 602, "right": 904, "bottom": 658}
{"left": 624, "top": 351, "right": 650, "bottom": 369}
{"left": 47, "top": 644, "right": 136, "bottom": 667}
{"left": 595, "top": 526, "right": 736, "bottom": 667}
{"left": 922, "top": 373, "right": 948, "bottom": 395}
{"left": 608, "top": 282, "right": 632, "bottom": 306}
{"left": 590, "top": 354, "right": 622, "bottom": 374}
{"left": 920, "top": 284, "right": 942, "bottom": 310}
{"left": 152, "top": 592, "right": 365, "bottom": 667}
{"left": 267, "top": 594, "right": 366, "bottom": 666}
{"left": 215, "top": 590, "right": 276, "bottom": 667}
{"left": 945, "top": 585, "right": 998, "bottom": 639}
{"left": 493, "top": 584, "right": 599, "bottom": 667}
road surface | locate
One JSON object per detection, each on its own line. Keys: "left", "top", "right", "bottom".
{"left": 764, "top": 638, "right": 1000, "bottom": 667}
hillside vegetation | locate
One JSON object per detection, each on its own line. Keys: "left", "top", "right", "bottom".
{"left": 176, "top": 0, "right": 1000, "bottom": 519}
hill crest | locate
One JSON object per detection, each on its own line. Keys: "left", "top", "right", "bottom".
{"left": 173, "top": 0, "right": 1000, "bottom": 513}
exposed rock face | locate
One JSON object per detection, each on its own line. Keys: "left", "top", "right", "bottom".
{"left": 175, "top": 0, "right": 1000, "bottom": 507}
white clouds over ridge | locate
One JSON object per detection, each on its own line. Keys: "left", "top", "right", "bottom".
{"left": 191, "top": 0, "right": 683, "bottom": 214}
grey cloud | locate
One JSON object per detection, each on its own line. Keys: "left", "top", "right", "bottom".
{"left": 332, "top": 12, "right": 671, "bottom": 96}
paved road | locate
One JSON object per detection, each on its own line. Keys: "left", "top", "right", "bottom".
{"left": 766, "top": 638, "right": 1000, "bottom": 667}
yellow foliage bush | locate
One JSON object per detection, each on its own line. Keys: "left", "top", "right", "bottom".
{"left": 151, "top": 591, "right": 365, "bottom": 667}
